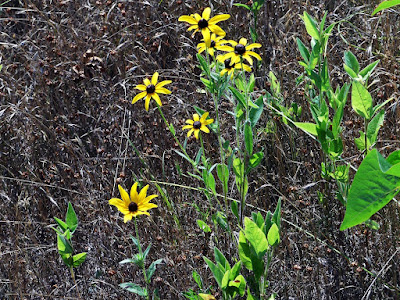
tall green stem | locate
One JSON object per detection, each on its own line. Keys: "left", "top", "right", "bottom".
{"left": 134, "top": 217, "right": 150, "bottom": 300}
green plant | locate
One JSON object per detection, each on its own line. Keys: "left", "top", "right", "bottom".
{"left": 234, "top": 0, "right": 266, "bottom": 42}
{"left": 52, "top": 202, "right": 87, "bottom": 299}
{"left": 372, "top": 0, "right": 400, "bottom": 16}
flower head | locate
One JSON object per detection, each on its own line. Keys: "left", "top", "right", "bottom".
{"left": 183, "top": 112, "right": 214, "bottom": 139}
{"left": 178, "top": 7, "right": 230, "bottom": 47}
{"left": 197, "top": 33, "right": 227, "bottom": 57}
{"left": 219, "top": 58, "right": 252, "bottom": 78}
{"left": 132, "top": 72, "right": 172, "bottom": 111}
{"left": 109, "top": 183, "right": 158, "bottom": 223}
{"left": 218, "top": 37, "right": 262, "bottom": 65}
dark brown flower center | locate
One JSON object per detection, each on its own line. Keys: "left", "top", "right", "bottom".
{"left": 224, "top": 59, "right": 233, "bottom": 69}
{"left": 193, "top": 121, "right": 202, "bottom": 129}
{"left": 128, "top": 202, "right": 138, "bottom": 212}
{"left": 234, "top": 44, "right": 246, "bottom": 55}
{"left": 198, "top": 18, "right": 208, "bottom": 29}
{"left": 210, "top": 40, "right": 216, "bottom": 48}
{"left": 146, "top": 84, "right": 155, "bottom": 94}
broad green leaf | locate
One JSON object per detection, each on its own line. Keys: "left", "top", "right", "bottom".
{"left": 57, "top": 234, "right": 73, "bottom": 255}
{"left": 351, "top": 81, "right": 373, "bottom": 120}
{"left": 197, "top": 53, "right": 210, "bottom": 75}
{"left": 244, "top": 122, "right": 253, "bottom": 155}
{"left": 197, "top": 219, "right": 211, "bottom": 233}
{"left": 296, "top": 38, "right": 310, "bottom": 63}
{"left": 366, "top": 110, "right": 385, "bottom": 146}
{"left": 373, "top": 97, "right": 394, "bottom": 115}
{"left": 207, "top": 172, "right": 217, "bottom": 196}
{"left": 229, "top": 261, "right": 242, "bottom": 280}
{"left": 267, "top": 223, "right": 280, "bottom": 246}
{"left": 229, "top": 86, "right": 247, "bottom": 108}
{"left": 249, "top": 151, "right": 263, "bottom": 169}
{"left": 146, "top": 258, "right": 163, "bottom": 281}
{"left": 60, "top": 253, "right": 73, "bottom": 266}
{"left": 294, "top": 122, "right": 318, "bottom": 136}
{"left": 238, "top": 231, "right": 253, "bottom": 271}
{"left": 214, "top": 247, "right": 230, "bottom": 270}
{"left": 221, "top": 270, "right": 230, "bottom": 289}
{"left": 372, "top": 0, "right": 400, "bottom": 15}
{"left": 302, "top": 12, "right": 320, "bottom": 41}
{"left": 247, "top": 288, "right": 256, "bottom": 300}
{"left": 72, "top": 252, "right": 87, "bottom": 267}
{"left": 360, "top": 60, "right": 380, "bottom": 79}
{"left": 119, "top": 282, "right": 148, "bottom": 296}
{"left": 228, "top": 275, "right": 247, "bottom": 296}
{"left": 231, "top": 201, "right": 239, "bottom": 222}
{"left": 66, "top": 202, "right": 78, "bottom": 233}
{"left": 344, "top": 51, "right": 360, "bottom": 74}
{"left": 387, "top": 150, "right": 400, "bottom": 165}
{"left": 53, "top": 217, "right": 68, "bottom": 233}
{"left": 203, "top": 256, "right": 224, "bottom": 287}
{"left": 217, "top": 163, "right": 229, "bottom": 194}
{"left": 244, "top": 217, "right": 269, "bottom": 257}
{"left": 343, "top": 64, "right": 357, "bottom": 78}
{"left": 354, "top": 131, "right": 367, "bottom": 151}
{"left": 340, "top": 149, "right": 400, "bottom": 230}
{"left": 249, "top": 96, "right": 264, "bottom": 127}
{"left": 213, "top": 211, "right": 230, "bottom": 232}
{"left": 268, "top": 71, "right": 280, "bottom": 95}
{"left": 192, "top": 269, "right": 203, "bottom": 289}
{"left": 248, "top": 73, "right": 255, "bottom": 93}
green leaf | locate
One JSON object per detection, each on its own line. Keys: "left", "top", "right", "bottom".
{"left": 238, "top": 231, "right": 253, "bottom": 271}
{"left": 72, "top": 252, "right": 87, "bottom": 267}
{"left": 351, "top": 81, "right": 373, "bottom": 120}
{"left": 249, "top": 95, "right": 264, "bottom": 127}
{"left": 221, "top": 270, "right": 230, "bottom": 289}
{"left": 340, "top": 149, "right": 400, "bottom": 230}
{"left": 294, "top": 122, "right": 318, "bottom": 136}
{"left": 130, "top": 234, "right": 140, "bottom": 249}
{"left": 244, "top": 122, "right": 253, "bottom": 155}
{"left": 66, "top": 202, "right": 78, "bottom": 233}
{"left": 359, "top": 60, "right": 380, "bottom": 79}
{"left": 217, "top": 163, "right": 229, "bottom": 195}
{"left": 229, "top": 261, "right": 242, "bottom": 280}
{"left": 213, "top": 211, "right": 230, "bottom": 232}
{"left": 53, "top": 217, "right": 68, "bottom": 233}
{"left": 247, "top": 288, "right": 256, "bottom": 300}
{"left": 366, "top": 110, "right": 385, "bottom": 146}
{"left": 248, "top": 73, "right": 255, "bottom": 93}
{"left": 387, "top": 150, "right": 400, "bottom": 165}
{"left": 146, "top": 258, "right": 163, "bottom": 281}
{"left": 229, "top": 275, "right": 247, "bottom": 296}
{"left": 267, "top": 223, "right": 280, "bottom": 246}
{"left": 57, "top": 234, "right": 73, "bottom": 255}
{"left": 60, "top": 253, "right": 73, "bottom": 266}
{"left": 364, "top": 219, "right": 380, "bottom": 230}
{"left": 344, "top": 51, "right": 360, "bottom": 75}
{"left": 355, "top": 131, "right": 367, "bottom": 151}
{"left": 203, "top": 256, "right": 224, "bottom": 288}
{"left": 192, "top": 269, "right": 203, "bottom": 289}
{"left": 214, "top": 247, "right": 230, "bottom": 270}
{"left": 249, "top": 151, "right": 263, "bottom": 169}
{"left": 302, "top": 12, "right": 320, "bottom": 41}
{"left": 233, "top": 3, "right": 251, "bottom": 10}
{"left": 119, "top": 258, "right": 137, "bottom": 265}
{"left": 197, "top": 53, "right": 210, "bottom": 75}
{"left": 197, "top": 219, "right": 211, "bottom": 233}
{"left": 296, "top": 38, "right": 310, "bottom": 63}
{"left": 372, "top": 0, "right": 400, "bottom": 15}
{"left": 373, "top": 97, "right": 394, "bottom": 115}
{"left": 119, "top": 282, "right": 148, "bottom": 296}
{"left": 272, "top": 197, "right": 282, "bottom": 230}
{"left": 229, "top": 86, "right": 247, "bottom": 108}
{"left": 231, "top": 201, "right": 239, "bottom": 222}
{"left": 244, "top": 217, "right": 269, "bottom": 257}
{"left": 143, "top": 243, "right": 152, "bottom": 260}
{"left": 169, "top": 124, "right": 176, "bottom": 136}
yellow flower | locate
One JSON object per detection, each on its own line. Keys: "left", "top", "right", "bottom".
{"left": 219, "top": 58, "right": 252, "bottom": 78}
{"left": 183, "top": 112, "right": 214, "bottom": 139}
{"left": 132, "top": 72, "right": 172, "bottom": 111}
{"left": 218, "top": 37, "right": 262, "bottom": 65}
{"left": 197, "top": 33, "right": 227, "bottom": 57}
{"left": 109, "top": 183, "right": 158, "bottom": 223}
{"left": 178, "top": 7, "right": 230, "bottom": 47}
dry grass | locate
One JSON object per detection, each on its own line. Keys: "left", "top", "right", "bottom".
{"left": 1, "top": 0, "right": 399, "bottom": 299}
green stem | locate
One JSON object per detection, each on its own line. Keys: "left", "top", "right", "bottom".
{"left": 70, "top": 266, "right": 82, "bottom": 300}
{"left": 134, "top": 217, "right": 150, "bottom": 300}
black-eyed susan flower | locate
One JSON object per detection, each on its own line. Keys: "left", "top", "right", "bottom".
{"left": 218, "top": 37, "right": 262, "bottom": 65}
{"left": 197, "top": 33, "right": 227, "bottom": 57}
{"left": 132, "top": 72, "right": 172, "bottom": 111}
{"left": 109, "top": 183, "right": 158, "bottom": 223}
{"left": 219, "top": 58, "right": 252, "bottom": 78}
{"left": 183, "top": 112, "right": 214, "bottom": 139}
{"left": 178, "top": 7, "right": 230, "bottom": 47}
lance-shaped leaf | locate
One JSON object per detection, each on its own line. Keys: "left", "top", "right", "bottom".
{"left": 351, "top": 81, "right": 373, "bottom": 120}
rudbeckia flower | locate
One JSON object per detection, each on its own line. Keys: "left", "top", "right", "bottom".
{"left": 109, "top": 183, "right": 158, "bottom": 223}
{"left": 178, "top": 7, "right": 230, "bottom": 47}
{"left": 197, "top": 33, "right": 227, "bottom": 57}
{"left": 219, "top": 58, "right": 252, "bottom": 78}
{"left": 218, "top": 37, "right": 262, "bottom": 65}
{"left": 132, "top": 72, "right": 172, "bottom": 111}
{"left": 183, "top": 112, "right": 214, "bottom": 139}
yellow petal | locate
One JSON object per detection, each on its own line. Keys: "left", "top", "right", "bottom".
{"left": 239, "top": 37, "right": 248, "bottom": 45}
{"left": 118, "top": 185, "right": 130, "bottom": 206}
{"left": 156, "top": 80, "right": 172, "bottom": 88}
{"left": 135, "top": 84, "right": 147, "bottom": 91}
{"left": 152, "top": 93, "right": 162, "bottom": 107}
{"left": 133, "top": 211, "right": 150, "bottom": 217}
{"left": 130, "top": 182, "right": 139, "bottom": 203}
{"left": 187, "top": 129, "right": 194, "bottom": 137}
{"left": 202, "top": 7, "right": 211, "bottom": 20}
{"left": 155, "top": 87, "right": 171, "bottom": 95}
{"left": 151, "top": 72, "right": 159, "bottom": 85}
{"left": 140, "top": 202, "right": 158, "bottom": 211}
{"left": 247, "top": 51, "right": 262, "bottom": 61}
{"left": 200, "top": 112, "right": 209, "bottom": 122}
{"left": 217, "top": 45, "right": 234, "bottom": 52}
{"left": 132, "top": 91, "right": 147, "bottom": 104}
{"left": 193, "top": 114, "right": 200, "bottom": 121}
{"left": 204, "top": 118, "right": 214, "bottom": 125}
{"left": 124, "top": 213, "right": 133, "bottom": 223}
{"left": 187, "top": 25, "right": 199, "bottom": 32}
{"left": 246, "top": 43, "right": 262, "bottom": 50}
{"left": 178, "top": 15, "right": 198, "bottom": 24}
{"left": 194, "top": 129, "right": 200, "bottom": 139}
{"left": 185, "top": 119, "right": 194, "bottom": 125}
{"left": 208, "top": 48, "right": 215, "bottom": 57}
{"left": 193, "top": 13, "right": 201, "bottom": 21}
{"left": 143, "top": 78, "right": 151, "bottom": 86}
{"left": 200, "top": 126, "right": 210, "bottom": 133}
{"left": 183, "top": 124, "right": 193, "bottom": 130}
{"left": 138, "top": 185, "right": 149, "bottom": 203}
{"left": 242, "top": 54, "right": 254, "bottom": 65}
{"left": 220, "top": 69, "right": 227, "bottom": 76}
{"left": 201, "top": 29, "right": 211, "bottom": 47}
{"left": 208, "top": 14, "right": 230, "bottom": 25}
{"left": 109, "top": 198, "right": 130, "bottom": 215}
{"left": 145, "top": 95, "right": 151, "bottom": 111}
{"left": 208, "top": 24, "right": 225, "bottom": 37}
{"left": 142, "top": 194, "right": 158, "bottom": 204}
